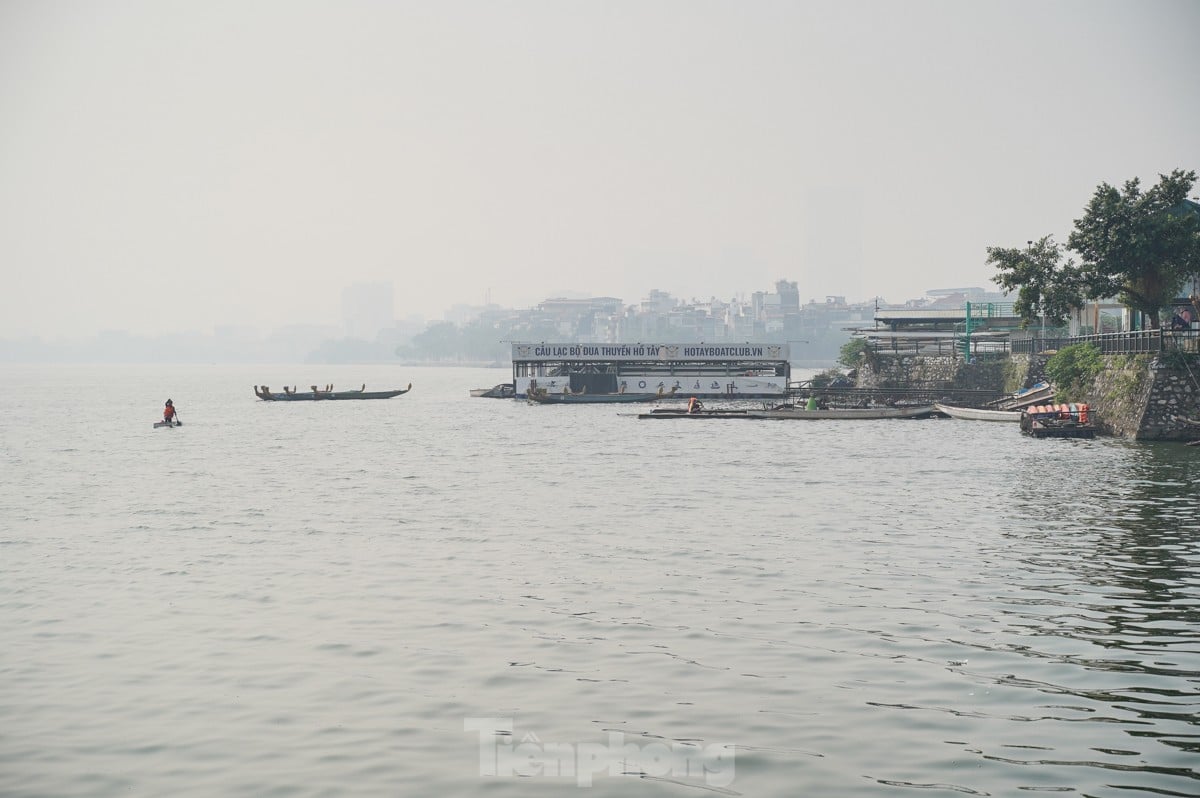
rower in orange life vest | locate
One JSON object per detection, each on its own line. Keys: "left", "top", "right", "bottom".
{"left": 163, "top": 399, "right": 176, "bottom": 425}
{"left": 688, "top": 397, "right": 704, "bottom": 414}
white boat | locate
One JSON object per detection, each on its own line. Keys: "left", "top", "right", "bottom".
{"left": 934, "top": 403, "right": 1022, "bottom": 422}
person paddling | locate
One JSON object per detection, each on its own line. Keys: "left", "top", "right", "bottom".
{"left": 163, "top": 399, "right": 177, "bottom": 425}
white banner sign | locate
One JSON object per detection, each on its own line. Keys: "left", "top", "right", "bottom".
{"left": 516, "top": 376, "right": 785, "bottom": 396}
{"left": 512, "top": 343, "right": 788, "bottom": 362}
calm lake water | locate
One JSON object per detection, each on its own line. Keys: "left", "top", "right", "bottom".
{"left": 2, "top": 364, "right": 1198, "bottom": 797}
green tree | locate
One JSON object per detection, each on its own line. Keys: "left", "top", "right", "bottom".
{"left": 460, "top": 320, "right": 511, "bottom": 362}
{"left": 397, "top": 321, "right": 461, "bottom": 361}
{"left": 988, "top": 236, "right": 1083, "bottom": 327}
{"left": 837, "top": 337, "right": 868, "bottom": 368}
{"left": 1044, "top": 343, "right": 1103, "bottom": 403}
{"left": 1067, "top": 169, "right": 1200, "bottom": 328}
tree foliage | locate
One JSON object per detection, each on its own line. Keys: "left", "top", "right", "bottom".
{"left": 1067, "top": 169, "right": 1200, "bottom": 327}
{"left": 809, "top": 368, "right": 850, "bottom": 389}
{"left": 837, "top": 337, "right": 868, "bottom": 368}
{"left": 987, "top": 236, "right": 1082, "bottom": 327}
{"left": 1044, "top": 343, "right": 1104, "bottom": 403}
{"left": 395, "top": 319, "right": 511, "bottom": 362}
{"left": 989, "top": 170, "right": 1200, "bottom": 329}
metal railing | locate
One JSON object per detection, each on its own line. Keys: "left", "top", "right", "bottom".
{"left": 967, "top": 301, "right": 1017, "bottom": 318}
{"left": 1011, "top": 329, "right": 1200, "bottom": 355}
{"left": 866, "top": 337, "right": 1011, "bottom": 356}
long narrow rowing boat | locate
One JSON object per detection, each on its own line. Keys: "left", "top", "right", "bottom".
{"left": 254, "top": 384, "right": 412, "bottom": 401}
{"left": 749, "top": 405, "right": 936, "bottom": 420}
{"left": 638, "top": 408, "right": 756, "bottom": 419}
{"left": 933, "top": 403, "right": 1022, "bottom": 422}
{"left": 637, "top": 405, "right": 937, "bottom": 420}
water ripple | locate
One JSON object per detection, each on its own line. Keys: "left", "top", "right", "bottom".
{"left": 1, "top": 366, "right": 1198, "bottom": 797}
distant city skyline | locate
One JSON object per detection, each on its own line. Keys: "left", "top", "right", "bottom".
{"left": 2, "top": 2, "right": 1196, "bottom": 339}
{"left": 0, "top": 278, "right": 1012, "bottom": 367}
{"left": 0, "top": 277, "right": 999, "bottom": 346}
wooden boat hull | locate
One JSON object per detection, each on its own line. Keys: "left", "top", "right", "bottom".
{"left": 934, "top": 403, "right": 1022, "bottom": 422}
{"left": 639, "top": 408, "right": 756, "bottom": 419}
{"left": 639, "top": 405, "right": 937, "bottom": 420}
{"left": 1022, "top": 420, "right": 1096, "bottom": 439}
{"left": 748, "top": 405, "right": 937, "bottom": 420}
{"left": 254, "top": 384, "right": 411, "bottom": 401}
{"left": 1020, "top": 406, "right": 1096, "bottom": 438}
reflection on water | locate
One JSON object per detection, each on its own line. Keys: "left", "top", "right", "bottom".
{"left": 0, "top": 365, "right": 1197, "bottom": 797}
{"left": 983, "top": 441, "right": 1200, "bottom": 795}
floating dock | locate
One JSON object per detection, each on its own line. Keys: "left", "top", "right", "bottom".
{"left": 510, "top": 342, "right": 790, "bottom": 399}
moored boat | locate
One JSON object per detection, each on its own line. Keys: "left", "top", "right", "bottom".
{"left": 990, "top": 381, "right": 1054, "bottom": 411}
{"left": 1020, "top": 403, "right": 1096, "bottom": 438}
{"left": 254, "top": 383, "right": 412, "bottom": 401}
{"left": 747, "top": 404, "right": 937, "bottom": 420}
{"left": 638, "top": 404, "right": 937, "bottom": 420}
{"left": 638, "top": 407, "right": 757, "bottom": 419}
{"left": 470, "top": 383, "right": 516, "bottom": 398}
{"left": 933, "top": 403, "right": 1023, "bottom": 422}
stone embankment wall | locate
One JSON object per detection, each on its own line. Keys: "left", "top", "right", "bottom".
{"left": 860, "top": 351, "right": 1200, "bottom": 439}
{"left": 1140, "top": 364, "right": 1200, "bottom": 439}
{"left": 1005, "top": 354, "right": 1049, "bottom": 390}
{"left": 856, "top": 354, "right": 1007, "bottom": 393}
{"left": 922, "top": 351, "right": 1200, "bottom": 439}
{"left": 1085, "top": 355, "right": 1200, "bottom": 440}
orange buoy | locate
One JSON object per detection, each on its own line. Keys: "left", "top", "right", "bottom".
{"left": 1079, "top": 403, "right": 1089, "bottom": 423}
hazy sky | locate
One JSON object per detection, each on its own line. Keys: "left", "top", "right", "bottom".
{"left": 2, "top": 0, "right": 1197, "bottom": 338}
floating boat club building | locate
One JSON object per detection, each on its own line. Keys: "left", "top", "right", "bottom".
{"left": 511, "top": 342, "right": 790, "bottom": 398}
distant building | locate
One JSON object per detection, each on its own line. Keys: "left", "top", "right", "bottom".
{"left": 530, "top": 296, "right": 624, "bottom": 341}
{"left": 444, "top": 303, "right": 502, "bottom": 326}
{"left": 341, "top": 282, "right": 395, "bottom": 341}
{"left": 775, "top": 279, "right": 800, "bottom": 313}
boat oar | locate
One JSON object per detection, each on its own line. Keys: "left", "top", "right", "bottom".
{"left": 173, "top": 410, "right": 182, "bottom": 426}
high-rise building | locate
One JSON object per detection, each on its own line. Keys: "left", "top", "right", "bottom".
{"left": 775, "top": 280, "right": 800, "bottom": 313}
